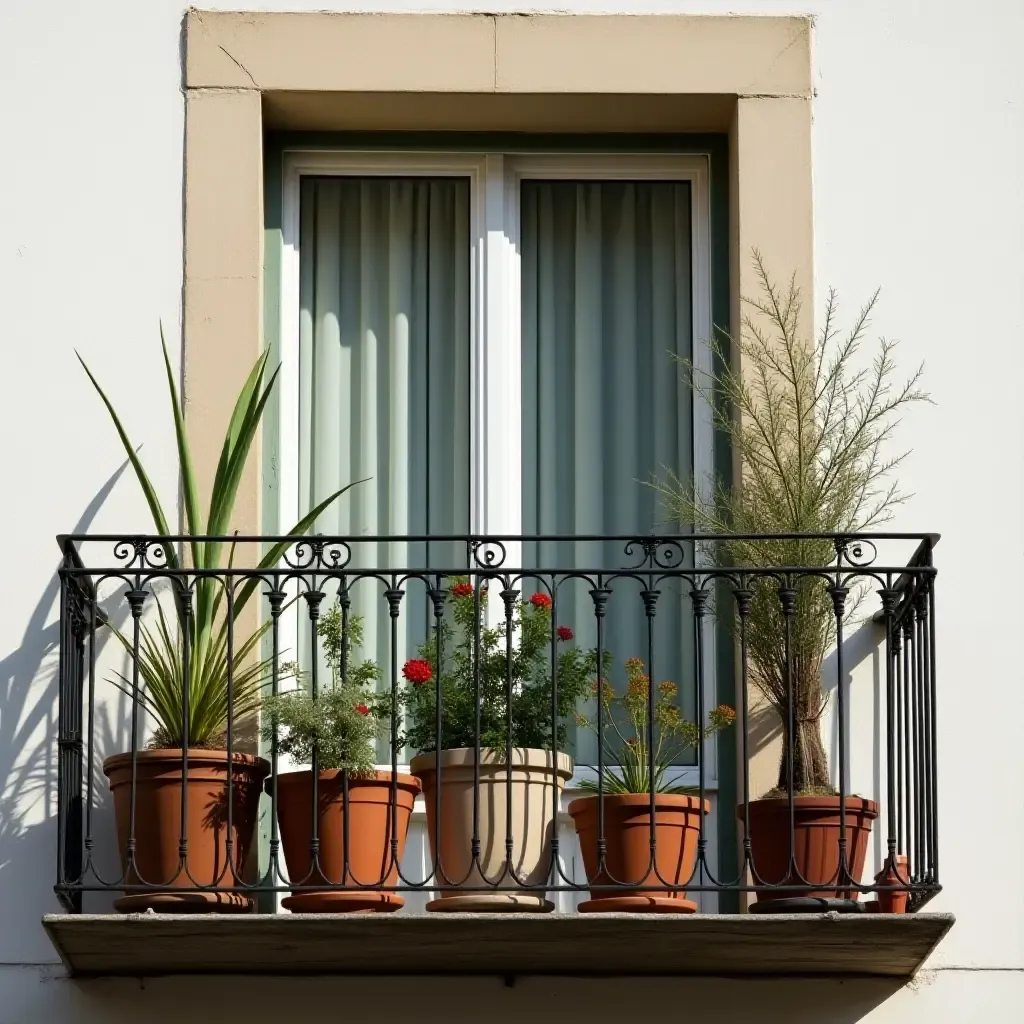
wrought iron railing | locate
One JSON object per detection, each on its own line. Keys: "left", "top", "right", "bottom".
{"left": 55, "top": 532, "right": 939, "bottom": 915}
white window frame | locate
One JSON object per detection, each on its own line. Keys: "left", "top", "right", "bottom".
{"left": 277, "top": 148, "right": 719, "bottom": 797}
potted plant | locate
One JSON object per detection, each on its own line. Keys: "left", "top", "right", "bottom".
{"left": 262, "top": 603, "right": 420, "bottom": 913}
{"left": 657, "top": 253, "right": 928, "bottom": 908}
{"left": 402, "top": 580, "right": 598, "bottom": 912}
{"left": 82, "top": 332, "right": 360, "bottom": 912}
{"left": 569, "top": 657, "right": 734, "bottom": 913}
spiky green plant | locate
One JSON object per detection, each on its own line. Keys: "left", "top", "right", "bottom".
{"left": 577, "top": 657, "right": 735, "bottom": 795}
{"left": 654, "top": 252, "right": 929, "bottom": 794}
{"left": 79, "top": 328, "right": 363, "bottom": 748}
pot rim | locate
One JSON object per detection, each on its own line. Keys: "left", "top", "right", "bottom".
{"left": 409, "top": 746, "right": 573, "bottom": 778}
{"left": 567, "top": 792, "right": 710, "bottom": 817}
{"left": 740, "top": 794, "right": 879, "bottom": 816}
{"left": 272, "top": 768, "right": 421, "bottom": 793}
{"left": 102, "top": 748, "right": 270, "bottom": 776}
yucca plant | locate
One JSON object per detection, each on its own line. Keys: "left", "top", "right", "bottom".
{"left": 577, "top": 657, "right": 735, "bottom": 795}
{"left": 655, "top": 252, "right": 929, "bottom": 794}
{"left": 80, "top": 329, "right": 362, "bottom": 748}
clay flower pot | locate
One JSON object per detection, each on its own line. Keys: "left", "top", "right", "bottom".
{"left": 568, "top": 793, "right": 709, "bottom": 913}
{"left": 103, "top": 749, "right": 270, "bottom": 913}
{"left": 409, "top": 747, "right": 572, "bottom": 912}
{"left": 742, "top": 795, "right": 878, "bottom": 907}
{"left": 870, "top": 853, "right": 910, "bottom": 913}
{"left": 275, "top": 769, "right": 420, "bottom": 913}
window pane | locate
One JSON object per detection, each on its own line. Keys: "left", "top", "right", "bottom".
{"left": 298, "top": 176, "right": 470, "bottom": 724}
{"left": 520, "top": 179, "right": 696, "bottom": 767}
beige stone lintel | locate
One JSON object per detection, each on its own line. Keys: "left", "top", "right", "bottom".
{"left": 184, "top": 11, "right": 811, "bottom": 99}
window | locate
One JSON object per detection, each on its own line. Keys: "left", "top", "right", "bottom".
{"left": 276, "top": 148, "right": 718, "bottom": 787}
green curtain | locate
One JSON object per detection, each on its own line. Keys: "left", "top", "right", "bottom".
{"left": 298, "top": 176, "right": 470, "bottom": 699}
{"left": 520, "top": 179, "right": 696, "bottom": 765}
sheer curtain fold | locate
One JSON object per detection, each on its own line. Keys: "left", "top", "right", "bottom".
{"left": 298, "top": 176, "right": 470, "bottom": 696}
{"left": 520, "top": 180, "right": 695, "bottom": 764}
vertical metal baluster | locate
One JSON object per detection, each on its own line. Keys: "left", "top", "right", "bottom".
{"left": 56, "top": 574, "right": 68, "bottom": 894}
{"left": 431, "top": 579, "right": 446, "bottom": 895}
{"left": 84, "top": 582, "right": 98, "bottom": 889}
{"left": 779, "top": 579, "right": 797, "bottom": 890}
{"left": 917, "top": 584, "right": 931, "bottom": 884}
{"left": 471, "top": 574, "right": 482, "bottom": 880}
{"left": 305, "top": 587, "right": 324, "bottom": 877}
{"left": 178, "top": 587, "right": 193, "bottom": 886}
{"left": 126, "top": 582, "right": 146, "bottom": 889}
{"left": 927, "top": 567, "right": 939, "bottom": 889}
{"left": 500, "top": 583, "right": 518, "bottom": 891}
{"left": 338, "top": 579, "right": 351, "bottom": 890}
{"left": 691, "top": 586, "right": 709, "bottom": 889}
{"left": 830, "top": 575, "right": 850, "bottom": 894}
{"left": 548, "top": 577, "right": 560, "bottom": 899}
{"left": 267, "top": 585, "right": 285, "bottom": 895}
{"left": 591, "top": 580, "right": 610, "bottom": 877}
{"left": 905, "top": 608, "right": 917, "bottom": 883}
{"left": 902, "top": 612, "right": 914, "bottom": 881}
{"left": 386, "top": 582, "right": 403, "bottom": 887}
{"left": 642, "top": 585, "right": 659, "bottom": 883}
{"left": 735, "top": 584, "right": 753, "bottom": 892}
{"left": 894, "top": 605, "right": 904, "bottom": 856}
{"left": 914, "top": 588, "right": 925, "bottom": 885}
{"left": 880, "top": 582, "right": 899, "bottom": 876}
{"left": 225, "top": 583, "right": 235, "bottom": 892}
{"left": 69, "top": 593, "right": 85, "bottom": 904}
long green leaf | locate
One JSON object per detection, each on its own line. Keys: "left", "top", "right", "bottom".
{"left": 206, "top": 350, "right": 270, "bottom": 546}
{"left": 77, "top": 353, "right": 177, "bottom": 568}
{"left": 204, "top": 365, "right": 278, "bottom": 598}
{"left": 158, "top": 324, "right": 203, "bottom": 572}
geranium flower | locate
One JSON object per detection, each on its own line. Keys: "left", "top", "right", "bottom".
{"left": 402, "top": 659, "right": 433, "bottom": 684}
{"left": 354, "top": 703, "right": 370, "bottom": 716}
{"left": 556, "top": 625, "right": 574, "bottom": 642}
{"left": 529, "top": 592, "right": 552, "bottom": 609}
{"left": 451, "top": 581, "right": 474, "bottom": 599}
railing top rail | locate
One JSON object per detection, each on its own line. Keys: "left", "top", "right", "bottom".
{"left": 57, "top": 530, "right": 941, "bottom": 548}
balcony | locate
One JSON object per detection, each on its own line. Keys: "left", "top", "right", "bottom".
{"left": 45, "top": 532, "right": 951, "bottom": 977}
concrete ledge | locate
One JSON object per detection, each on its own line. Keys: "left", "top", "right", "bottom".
{"left": 43, "top": 912, "right": 953, "bottom": 979}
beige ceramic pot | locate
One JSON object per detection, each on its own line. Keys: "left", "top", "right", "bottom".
{"left": 409, "top": 747, "right": 573, "bottom": 912}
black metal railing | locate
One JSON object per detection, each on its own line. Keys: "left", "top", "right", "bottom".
{"left": 55, "top": 532, "right": 939, "bottom": 914}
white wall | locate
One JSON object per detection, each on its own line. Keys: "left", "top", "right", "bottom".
{"left": 0, "top": 0, "right": 1021, "bottom": 1020}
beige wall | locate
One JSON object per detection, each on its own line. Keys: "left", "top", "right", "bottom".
{"left": 181, "top": 7, "right": 813, "bottom": 843}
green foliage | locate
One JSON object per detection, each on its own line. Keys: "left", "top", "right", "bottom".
{"left": 262, "top": 608, "right": 387, "bottom": 775}
{"left": 400, "top": 579, "right": 604, "bottom": 755}
{"left": 577, "top": 657, "right": 735, "bottom": 795}
{"left": 654, "top": 253, "right": 929, "bottom": 791}
{"left": 80, "top": 328, "right": 363, "bottom": 748}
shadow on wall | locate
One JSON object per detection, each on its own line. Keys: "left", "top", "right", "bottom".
{"left": 0, "top": 464, "right": 135, "bottom": 958}
{"left": 40, "top": 974, "right": 906, "bottom": 1024}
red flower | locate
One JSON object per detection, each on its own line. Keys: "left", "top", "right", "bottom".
{"left": 556, "top": 625, "right": 574, "bottom": 642}
{"left": 403, "top": 659, "right": 433, "bottom": 684}
{"left": 529, "top": 592, "right": 552, "bottom": 610}
{"left": 451, "top": 581, "right": 474, "bottom": 599}
{"left": 354, "top": 703, "right": 370, "bottom": 716}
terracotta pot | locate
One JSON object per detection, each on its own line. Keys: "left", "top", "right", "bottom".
{"left": 568, "top": 793, "right": 709, "bottom": 913}
{"left": 103, "top": 749, "right": 269, "bottom": 913}
{"left": 871, "top": 853, "right": 910, "bottom": 913}
{"left": 409, "top": 747, "right": 573, "bottom": 912}
{"left": 274, "top": 769, "right": 420, "bottom": 913}
{"left": 742, "top": 795, "right": 878, "bottom": 906}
